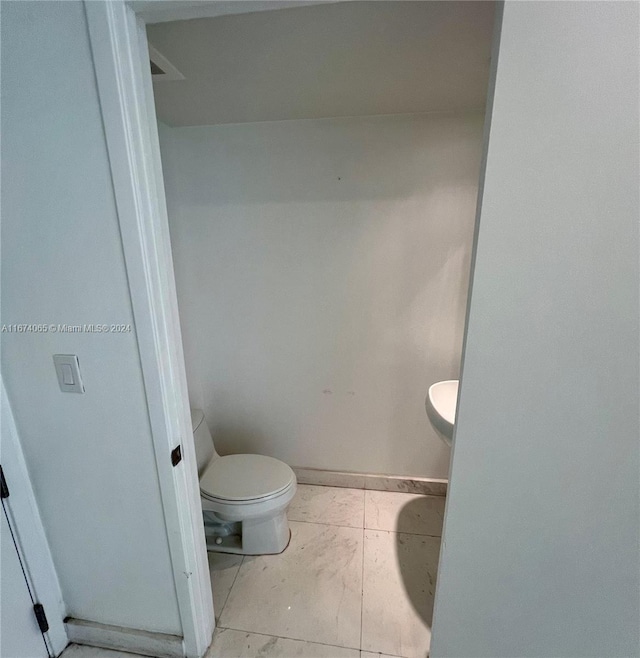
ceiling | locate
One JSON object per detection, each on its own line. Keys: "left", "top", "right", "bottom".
{"left": 148, "top": 1, "right": 495, "bottom": 127}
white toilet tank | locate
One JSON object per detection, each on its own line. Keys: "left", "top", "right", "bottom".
{"left": 190, "top": 408, "right": 216, "bottom": 475}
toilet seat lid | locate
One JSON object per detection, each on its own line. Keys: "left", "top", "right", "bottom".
{"left": 200, "top": 454, "right": 295, "bottom": 502}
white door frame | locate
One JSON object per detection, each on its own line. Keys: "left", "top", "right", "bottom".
{"left": 84, "top": 2, "right": 216, "bottom": 656}
{"left": 1, "top": 382, "right": 68, "bottom": 657}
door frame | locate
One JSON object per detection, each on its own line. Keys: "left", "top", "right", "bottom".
{"left": 1, "top": 382, "right": 68, "bottom": 657}
{"left": 83, "top": 2, "right": 216, "bottom": 656}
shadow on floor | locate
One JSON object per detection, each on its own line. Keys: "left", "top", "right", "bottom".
{"left": 395, "top": 498, "right": 440, "bottom": 627}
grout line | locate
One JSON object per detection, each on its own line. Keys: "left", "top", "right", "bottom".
{"left": 361, "top": 488, "right": 366, "bottom": 528}
{"left": 288, "top": 518, "right": 364, "bottom": 530}
{"left": 215, "top": 624, "right": 361, "bottom": 652}
{"left": 363, "top": 526, "right": 443, "bottom": 539}
{"left": 360, "top": 491, "right": 366, "bottom": 652}
{"left": 214, "top": 555, "right": 245, "bottom": 624}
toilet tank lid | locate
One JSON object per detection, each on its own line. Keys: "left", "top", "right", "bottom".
{"left": 190, "top": 408, "right": 205, "bottom": 431}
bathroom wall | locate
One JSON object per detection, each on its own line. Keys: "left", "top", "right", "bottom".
{"left": 159, "top": 111, "right": 484, "bottom": 479}
{"left": 1, "top": 1, "right": 182, "bottom": 635}
{"left": 431, "top": 2, "right": 640, "bottom": 656}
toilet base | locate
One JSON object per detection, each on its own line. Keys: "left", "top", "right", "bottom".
{"left": 203, "top": 508, "right": 291, "bottom": 555}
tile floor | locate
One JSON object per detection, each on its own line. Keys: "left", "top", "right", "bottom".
{"left": 62, "top": 485, "right": 445, "bottom": 658}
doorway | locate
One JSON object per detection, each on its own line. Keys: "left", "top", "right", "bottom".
{"left": 84, "top": 3, "right": 492, "bottom": 653}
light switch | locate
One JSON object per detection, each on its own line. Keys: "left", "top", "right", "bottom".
{"left": 53, "top": 354, "right": 84, "bottom": 393}
{"left": 61, "top": 364, "right": 74, "bottom": 385}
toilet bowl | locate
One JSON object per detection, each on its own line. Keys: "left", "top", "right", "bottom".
{"left": 191, "top": 409, "right": 296, "bottom": 555}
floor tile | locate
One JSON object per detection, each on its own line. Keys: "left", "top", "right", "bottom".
{"left": 220, "top": 521, "right": 363, "bottom": 649}
{"left": 364, "top": 491, "right": 445, "bottom": 537}
{"left": 208, "top": 551, "right": 243, "bottom": 620}
{"left": 207, "top": 628, "right": 359, "bottom": 657}
{"left": 361, "top": 530, "right": 440, "bottom": 658}
{"left": 60, "top": 645, "right": 140, "bottom": 658}
{"left": 360, "top": 653, "right": 400, "bottom": 658}
{"left": 288, "top": 485, "right": 365, "bottom": 528}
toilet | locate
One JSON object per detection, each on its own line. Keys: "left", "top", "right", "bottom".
{"left": 191, "top": 408, "right": 296, "bottom": 555}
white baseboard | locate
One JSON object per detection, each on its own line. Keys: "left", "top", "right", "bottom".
{"left": 292, "top": 467, "right": 448, "bottom": 496}
{"left": 65, "top": 618, "right": 184, "bottom": 658}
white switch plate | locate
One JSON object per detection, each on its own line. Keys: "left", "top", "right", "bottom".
{"left": 53, "top": 354, "right": 84, "bottom": 393}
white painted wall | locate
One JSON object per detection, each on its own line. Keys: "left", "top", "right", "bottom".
{"left": 159, "top": 112, "right": 484, "bottom": 479}
{"left": 1, "top": 1, "right": 182, "bottom": 635}
{"left": 431, "top": 2, "right": 640, "bottom": 657}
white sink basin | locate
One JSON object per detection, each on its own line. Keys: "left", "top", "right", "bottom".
{"left": 426, "top": 380, "right": 459, "bottom": 446}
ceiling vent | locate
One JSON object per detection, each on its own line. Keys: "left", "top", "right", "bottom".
{"left": 149, "top": 44, "right": 185, "bottom": 82}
